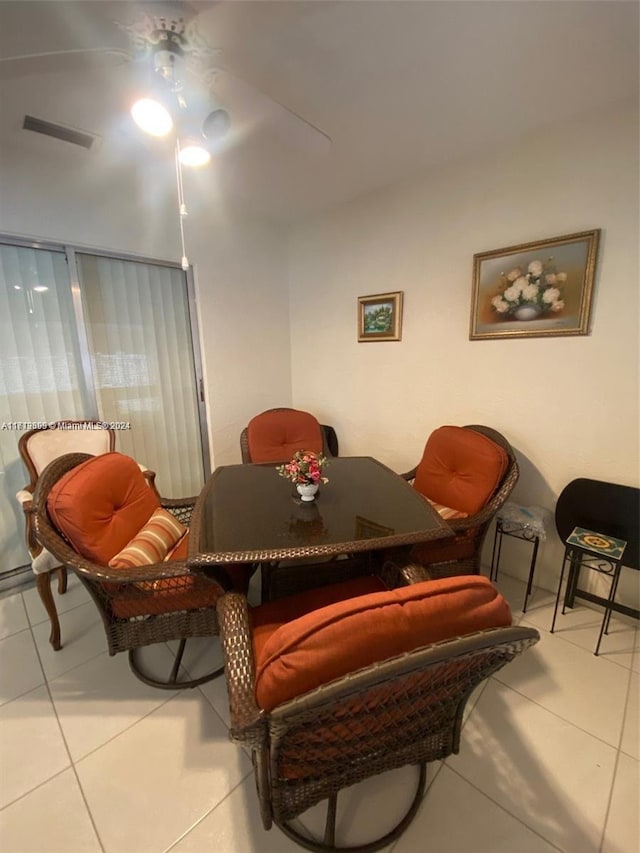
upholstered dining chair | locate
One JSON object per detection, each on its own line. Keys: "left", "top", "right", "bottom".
{"left": 217, "top": 566, "right": 539, "bottom": 851}
{"left": 399, "top": 425, "right": 519, "bottom": 581}
{"left": 16, "top": 422, "right": 117, "bottom": 650}
{"left": 32, "top": 451, "right": 249, "bottom": 688}
{"left": 240, "top": 407, "right": 338, "bottom": 464}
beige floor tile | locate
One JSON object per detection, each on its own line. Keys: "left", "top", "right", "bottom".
{"left": 22, "top": 571, "right": 91, "bottom": 627}
{"left": 494, "top": 617, "right": 629, "bottom": 746}
{"left": 295, "top": 763, "right": 440, "bottom": 851}
{"left": 198, "top": 671, "right": 231, "bottom": 728}
{"left": 31, "top": 601, "right": 106, "bottom": 682}
{"left": 49, "top": 645, "right": 177, "bottom": 761}
{"left": 524, "top": 597, "right": 639, "bottom": 669}
{"left": 448, "top": 680, "right": 617, "bottom": 853}
{"left": 0, "top": 629, "right": 44, "bottom": 707}
{"left": 601, "top": 752, "right": 640, "bottom": 853}
{"left": 166, "top": 635, "right": 225, "bottom": 684}
{"left": 76, "top": 689, "right": 252, "bottom": 853}
{"left": 0, "top": 685, "right": 70, "bottom": 808}
{"left": 169, "top": 774, "right": 301, "bottom": 853}
{"left": 0, "top": 768, "right": 101, "bottom": 852}
{"left": 492, "top": 572, "right": 556, "bottom": 621}
{"left": 620, "top": 671, "right": 639, "bottom": 759}
{"left": 395, "top": 764, "right": 558, "bottom": 852}
{"left": 0, "top": 593, "right": 28, "bottom": 640}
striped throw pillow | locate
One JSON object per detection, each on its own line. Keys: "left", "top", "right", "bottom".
{"left": 427, "top": 498, "right": 469, "bottom": 521}
{"left": 108, "top": 508, "right": 187, "bottom": 569}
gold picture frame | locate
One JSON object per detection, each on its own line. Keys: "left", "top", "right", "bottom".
{"left": 358, "top": 291, "right": 403, "bottom": 342}
{"left": 469, "top": 230, "right": 600, "bottom": 340}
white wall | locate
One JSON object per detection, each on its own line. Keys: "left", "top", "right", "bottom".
{"left": 0, "top": 140, "right": 291, "bottom": 470}
{"left": 288, "top": 100, "right": 639, "bottom": 602}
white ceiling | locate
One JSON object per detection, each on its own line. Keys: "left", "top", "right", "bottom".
{"left": 0, "top": 1, "right": 637, "bottom": 223}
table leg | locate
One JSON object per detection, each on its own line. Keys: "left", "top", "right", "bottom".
{"left": 550, "top": 551, "right": 569, "bottom": 634}
{"left": 522, "top": 536, "right": 540, "bottom": 613}
{"left": 490, "top": 522, "right": 503, "bottom": 582}
{"left": 594, "top": 563, "right": 622, "bottom": 656}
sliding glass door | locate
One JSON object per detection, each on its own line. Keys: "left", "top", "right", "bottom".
{"left": 0, "top": 238, "right": 208, "bottom": 575}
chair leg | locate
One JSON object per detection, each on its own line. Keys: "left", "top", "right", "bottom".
{"left": 36, "top": 572, "right": 62, "bottom": 651}
{"left": 324, "top": 793, "right": 338, "bottom": 847}
{"left": 278, "top": 762, "right": 427, "bottom": 853}
{"left": 57, "top": 566, "right": 68, "bottom": 595}
{"left": 128, "top": 641, "right": 224, "bottom": 690}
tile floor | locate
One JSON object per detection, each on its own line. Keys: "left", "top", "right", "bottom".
{"left": 0, "top": 567, "right": 637, "bottom": 853}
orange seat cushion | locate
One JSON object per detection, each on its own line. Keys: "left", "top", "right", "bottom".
{"left": 247, "top": 409, "right": 324, "bottom": 463}
{"left": 252, "top": 575, "right": 511, "bottom": 711}
{"left": 413, "top": 426, "right": 508, "bottom": 516}
{"left": 47, "top": 452, "right": 159, "bottom": 564}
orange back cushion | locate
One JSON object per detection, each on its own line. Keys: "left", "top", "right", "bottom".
{"left": 47, "top": 452, "right": 160, "bottom": 565}
{"left": 247, "top": 409, "right": 323, "bottom": 463}
{"left": 253, "top": 575, "right": 512, "bottom": 711}
{"left": 413, "top": 426, "right": 508, "bottom": 516}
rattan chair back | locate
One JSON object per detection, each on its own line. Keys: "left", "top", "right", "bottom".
{"left": 240, "top": 407, "right": 338, "bottom": 463}
{"left": 403, "top": 424, "right": 519, "bottom": 579}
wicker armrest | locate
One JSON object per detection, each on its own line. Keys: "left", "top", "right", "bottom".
{"left": 216, "top": 592, "right": 265, "bottom": 747}
{"left": 379, "top": 557, "right": 421, "bottom": 587}
{"left": 77, "top": 558, "right": 218, "bottom": 585}
{"left": 392, "top": 560, "right": 431, "bottom": 585}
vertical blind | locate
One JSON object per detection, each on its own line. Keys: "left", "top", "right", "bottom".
{"left": 0, "top": 245, "right": 86, "bottom": 570}
{"left": 78, "top": 254, "right": 203, "bottom": 496}
{"left": 0, "top": 241, "right": 206, "bottom": 574}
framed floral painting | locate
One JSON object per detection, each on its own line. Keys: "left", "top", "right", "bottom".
{"left": 469, "top": 230, "right": 600, "bottom": 340}
{"left": 358, "top": 291, "right": 403, "bottom": 342}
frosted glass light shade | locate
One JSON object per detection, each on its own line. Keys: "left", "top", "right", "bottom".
{"left": 131, "top": 98, "right": 173, "bottom": 137}
{"left": 179, "top": 145, "right": 211, "bottom": 167}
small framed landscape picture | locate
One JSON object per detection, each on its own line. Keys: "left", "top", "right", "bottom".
{"left": 469, "top": 229, "right": 600, "bottom": 340}
{"left": 357, "top": 291, "right": 403, "bottom": 342}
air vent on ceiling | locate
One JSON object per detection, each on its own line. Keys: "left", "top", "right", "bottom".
{"left": 22, "top": 115, "right": 97, "bottom": 150}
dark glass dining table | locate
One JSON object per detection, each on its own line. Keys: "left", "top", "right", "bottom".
{"left": 188, "top": 456, "right": 453, "bottom": 598}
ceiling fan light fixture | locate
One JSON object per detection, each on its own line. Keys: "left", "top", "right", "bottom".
{"left": 178, "top": 144, "right": 211, "bottom": 167}
{"left": 131, "top": 97, "right": 173, "bottom": 137}
{"left": 202, "top": 108, "right": 231, "bottom": 141}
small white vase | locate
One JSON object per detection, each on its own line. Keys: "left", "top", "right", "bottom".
{"left": 296, "top": 483, "right": 319, "bottom": 502}
{"left": 513, "top": 304, "right": 543, "bottom": 321}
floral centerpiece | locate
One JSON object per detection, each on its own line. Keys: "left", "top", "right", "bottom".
{"left": 491, "top": 258, "right": 567, "bottom": 321}
{"left": 277, "top": 450, "right": 329, "bottom": 486}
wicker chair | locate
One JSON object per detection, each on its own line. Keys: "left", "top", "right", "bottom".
{"left": 31, "top": 452, "right": 244, "bottom": 689}
{"left": 240, "top": 407, "right": 338, "bottom": 463}
{"left": 400, "top": 425, "right": 519, "bottom": 581}
{"left": 217, "top": 566, "right": 539, "bottom": 852}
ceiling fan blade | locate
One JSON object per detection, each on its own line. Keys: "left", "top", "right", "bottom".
{"left": 203, "top": 65, "right": 331, "bottom": 156}
{"left": 0, "top": 48, "right": 130, "bottom": 81}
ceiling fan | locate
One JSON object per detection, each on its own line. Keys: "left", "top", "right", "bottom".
{"left": 0, "top": 4, "right": 332, "bottom": 161}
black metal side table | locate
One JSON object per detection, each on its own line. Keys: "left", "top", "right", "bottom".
{"left": 490, "top": 504, "right": 546, "bottom": 612}
{"left": 550, "top": 527, "right": 627, "bottom": 656}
